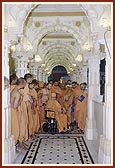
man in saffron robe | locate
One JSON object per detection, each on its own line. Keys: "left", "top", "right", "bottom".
{"left": 45, "top": 93, "right": 67, "bottom": 133}
{"left": 29, "top": 80, "right": 40, "bottom": 134}
{"left": 75, "top": 83, "right": 88, "bottom": 132}
{"left": 71, "top": 81, "right": 80, "bottom": 127}
{"left": 37, "top": 81, "right": 46, "bottom": 129}
{"left": 64, "top": 88, "right": 74, "bottom": 129}
{"left": 10, "top": 74, "right": 18, "bottom": 93}
{"left": 49, "top": 80, "right": 62, "bottom": 101}
{"left": 23, "top": 73, "right": 33, "bottom": 140}
{"left": 10, "top": 77, "right": 26, "bottom": 149}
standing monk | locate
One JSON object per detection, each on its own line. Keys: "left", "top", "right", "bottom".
{"left": 23, "top": 73, "right": 33, "bottom": 140}
{"left": 29, "top": 80, "right": 40, "bottom": 134}
{"left": 49, "top": 80, "right": 62, "bottom": 101}
{"left": 10, "top": 78, "right": 26, "bottom": 149}
{"left": 10, "top": 74, "right": 18, "bottom": 93}
{"left": 64, "top": 88, "right": 74, "bottom": 129}
{"left": 71, "top": 81, "right": 80, "bottom": 127}
{"left": 37, "top": 81, "right": 45, "bottom": 129}
{"left": 75, "top": 83, "right": 88, "bottom": 132}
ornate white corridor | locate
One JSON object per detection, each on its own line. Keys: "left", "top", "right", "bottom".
{"left": 3, "top": 2, "right": 113, "bottom": 165}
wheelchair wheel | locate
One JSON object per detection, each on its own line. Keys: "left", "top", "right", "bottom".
{"left": 43, "top": 123, "right": 48, "bottom": 132}
{"left": 50, "top": 123, "right": 57, "bottom": 135}
{"left": 50, "top": 128, "right": 56, "bottom": 135}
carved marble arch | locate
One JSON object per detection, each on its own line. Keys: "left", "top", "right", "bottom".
{"left": 30, "top": 24, "right": 88, "bottom": 53}
{"left": 38, "top": 41, "right": 78, "bottom": 57}
{"left": 44, "top": 50, "right": 74, "bottom": 63}
{"left": 22, "top": 4, "right": 39, "bottom": 34}
{"left": 45, "top": 60, "right": 71, "bottom": 74}
{"left": 22, "top": 3, "right": 103, "bottom": 35}
{"left": 6, "top": 3, "right": 111, "bottom": 73}
{"left": 19, "top": 4, "right": 107, "bottom": 60}
{"left": 40, "top": 44, "right": 76, "bottom": 62}
{"left": 21, "top": 4, "right": 90, "bottom": 51}
{"left": 44, "top": 53, "right": 75, "bottom": 72}
{"left": 34, "top": 25, "right": 84, "bottom": 43}
{"left": 44, "top": 52, "right": 74, "bottom": 68}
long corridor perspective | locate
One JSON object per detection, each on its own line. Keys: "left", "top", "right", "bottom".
{"left": 3, "top": 2, "right": 113, "bottom": 165}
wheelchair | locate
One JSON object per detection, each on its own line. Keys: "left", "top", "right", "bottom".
{"left": 42, "top": 109, "right": 57, "bottom": 135}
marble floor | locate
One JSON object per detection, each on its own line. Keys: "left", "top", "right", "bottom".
{"left": 13, "top": 131, "right": 98, "bottom": 165}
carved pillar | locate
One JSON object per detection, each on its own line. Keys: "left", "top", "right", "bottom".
{"left": 81, "top": 66, "right": 88, "bottom": 83}
{"left": 14, "top": 57, "right": 28, "bottom": 77}
{"left": 71, "top": 71, "right": 77, "bottom": 82}
{"left": 30, "top": 63, "right": 38, "bottom": 79}
{"left": 38, "top": 68, "right": 43, "bottom": 81}
{"left": 4, "top": 27, "right": 15, "bottom": 164}
{"left": 42, "top": 70, "right": 46, "bottom": 83}
{"left": 85, "top": 56, "right": 100, "bottom": 140}
{"left": 98, "top": 35, "right": 111, "bottom": 163}
{"left": 45, "top": 74, "right": 49, "bottom": 83}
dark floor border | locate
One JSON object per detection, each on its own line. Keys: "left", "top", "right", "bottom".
{"left": 21, "top": 142, "right": 33, "bottom": 164}
{"left": 81, "top": 136, "right": 94, "bottom": 164}
{"left": 32, "top": 138, "right": 42, "bottom": 164}
{"left": 75, "top": 138, "right": 84, "bottom": 164}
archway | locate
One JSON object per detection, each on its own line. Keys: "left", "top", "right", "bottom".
{"left": 49, "top": 65, "right": 69, "bottom": 82}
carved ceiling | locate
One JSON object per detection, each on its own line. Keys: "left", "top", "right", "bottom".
{"left": 4, "top": 3, "right": 112, "bottom": 74}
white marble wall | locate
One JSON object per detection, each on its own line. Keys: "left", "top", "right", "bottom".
{"left": 4, "top": 28, "right": 16, "bottom": 164}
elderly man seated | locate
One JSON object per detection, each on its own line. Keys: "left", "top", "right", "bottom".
{"left": 45, "top": 93, "right": 67, "bottom": 133}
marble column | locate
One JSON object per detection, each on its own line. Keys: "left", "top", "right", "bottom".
{"left": 14, "top": 57, "right": 28, "bottom": 77}
{"left": 45, "top": 74, "right": 48, "bottom": 83}
{"left": 98, "top": 38, "right": 112, "bottom": 164}
{"left": 71, "top": 71, "right": 77, "bottom": 82}
{"left": 81, "top": 66, "right": 88, "bottom": 83}
{"left": 30, "top": 64, "right": 38, "bottom": 79}
{"left": 4, "top": 27, "right": 15, "bottom": 164}
{"left": 42, "top": 71, "right": 46, "bottom": 83}
{"left": 85, "top": 56, "right": 100, "bottom": 140}
{"left": 38, "top": 68, "right": 43, "bottom": 81}
{"left": 72, "top": 70, "right": 81, "bottom": 84}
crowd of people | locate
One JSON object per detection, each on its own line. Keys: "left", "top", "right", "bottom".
{"left": 10, "top": 73, "right": 88, "bottom": 151}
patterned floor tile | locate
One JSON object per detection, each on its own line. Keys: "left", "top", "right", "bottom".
{"left": 21, "top": 134, "right": 94, "bottom": 164}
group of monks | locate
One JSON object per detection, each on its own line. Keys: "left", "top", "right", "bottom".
{"left": 10, "top": 73, "right": 88, "bottom": 151}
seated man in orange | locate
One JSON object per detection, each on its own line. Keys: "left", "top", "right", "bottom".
{"left": 45, "top": 93, "right": 67, "bottom": 133}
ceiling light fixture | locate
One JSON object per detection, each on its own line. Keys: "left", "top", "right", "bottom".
{"left": 72, "top": 63, "right": 76, "bottom": 67}
{"left": 41, "top": 64, "right": 45, "bottom": 67}
{"left": 35, "top": 54, "right": 42, "bottom": 62}
{"left": 75, "top": 54, "right": 83, "bottom": 62}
